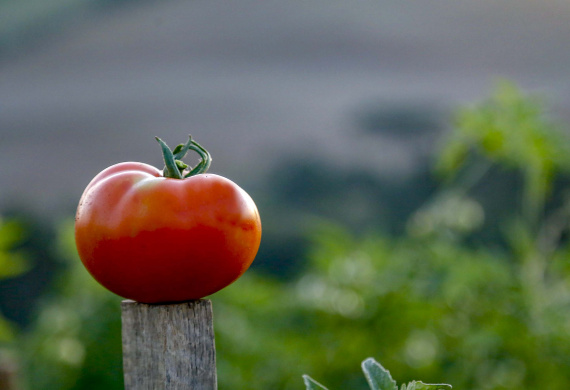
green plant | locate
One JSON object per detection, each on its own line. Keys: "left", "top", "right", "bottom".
{"left": 212, "top": 82, "right": 570, "bottom": 389}
{"left": 303, "top": 358, "right": 451, "bottom": 389}
{"left": 17, "top": 220, "right": 123, "bottom": 390}
{"left": 0, "top": 217, "right": 30, "bottom": 342}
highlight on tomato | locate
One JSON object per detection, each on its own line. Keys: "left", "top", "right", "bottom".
{"left": 74, "top": 135, "right": 262, "bottom": 303}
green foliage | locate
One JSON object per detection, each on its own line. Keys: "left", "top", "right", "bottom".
{"left": 0, "top": 219, "right": 29, "bottom": 280}
{"left": 0, "top": 217, "right": 30, "bottom": 343}
{"left": 213, "top": 224, "right": 551, "bottom": 389}
{"left": 17, "top": 221, "right": 123, "bottom": 390}
{"left": 436, "top": 80, "right": 570, "bottom": 225}
{"left": 303, "top": 358, "right": 451, "bottom": 390}
{"left": 211, "top": 82, "right": 570, "bottom": 389}
{"left": 437, "top": 80, "right": 569, "bottom": 176}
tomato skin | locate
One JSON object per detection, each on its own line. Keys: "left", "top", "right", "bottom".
{"left": 75, "top": 162, "right": 261, "bottom": 303}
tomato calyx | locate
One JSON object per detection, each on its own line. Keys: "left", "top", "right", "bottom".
{"left": 155, "top": 135, "right": 212, "bottom": 179}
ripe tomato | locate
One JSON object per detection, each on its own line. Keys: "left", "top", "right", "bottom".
{"left": 75, "top": 136, "right": 261, "bottom": 303}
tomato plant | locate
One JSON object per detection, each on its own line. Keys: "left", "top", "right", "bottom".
{"left": 75, "top": 136, "right": 261, "bottom": 303}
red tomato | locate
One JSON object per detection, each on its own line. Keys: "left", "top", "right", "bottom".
{"left": 74, "top": 137, "right": 261, "bottom": 303}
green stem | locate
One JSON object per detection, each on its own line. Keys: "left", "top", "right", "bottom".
{"left": 173, "top": 135, "right": 194, "bottom": 160}
{"left": 155, "top": 136, "right": 212, "bottom": 179}
{"left": 185, "top": 140, "right": 212, "bottom": 177}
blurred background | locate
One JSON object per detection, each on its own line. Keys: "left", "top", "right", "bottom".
{"left": 2, "top": 0, "right": 570, "bottom": 389}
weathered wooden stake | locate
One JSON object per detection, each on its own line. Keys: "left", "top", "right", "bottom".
{"left": 121, "top": 299, "right": 217, "bottom": 390}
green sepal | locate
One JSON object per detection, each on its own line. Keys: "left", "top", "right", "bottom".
{"left": 172, "top": 144, "right": 184, "bottom": 156}
{"left": 175, "top": 160, "right": 188, "bottom": 170}
{"left": 155, "top": 135, "right": 212, "bottom": 179}
{"left": 173, "top": 135, "right": 194, "bottom": 160}
{"left": 184, "top": 139, "right": 212, "bottom": 177}
{"left": 156, "top": 137, "right": 183, "bottom": 179}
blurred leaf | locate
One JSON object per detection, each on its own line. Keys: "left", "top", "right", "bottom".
{"left": 0, "top": 314, "right": 16, "bottom": 342}
{"left": 0, "top": 251, "right": 30, "bottom": 278}
{"left": 0, "top": 218, "right": 29, "bottom": 279}
{"left": 0, "top": 219, "right": 26, "bottom": 249}
{"left": 436, "top": 80, "right": 570, "bottom": 204}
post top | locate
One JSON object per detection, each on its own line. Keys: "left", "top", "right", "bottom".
{"left": 121, "top": 299, "right": 212, "bottom": 307}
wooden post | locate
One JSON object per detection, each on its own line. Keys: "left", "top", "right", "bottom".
{"left": 121, "top": 299, "right": 217, "bottom": 390}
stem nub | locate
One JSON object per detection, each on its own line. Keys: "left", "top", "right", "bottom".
{"left": 156, "top": 135, "right": 212, "bottom": 179}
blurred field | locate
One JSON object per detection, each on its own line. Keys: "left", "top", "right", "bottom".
{"left": 1, "top": 0, "right": 570, "bottom": 217}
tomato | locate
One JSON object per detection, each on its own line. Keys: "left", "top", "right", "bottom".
{"left": 75, "top": 136, "right": 261, "bottom": 303}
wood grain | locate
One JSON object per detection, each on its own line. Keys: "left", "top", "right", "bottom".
{"left": 121, "top": 299, "right": 217, "bottom": 390}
